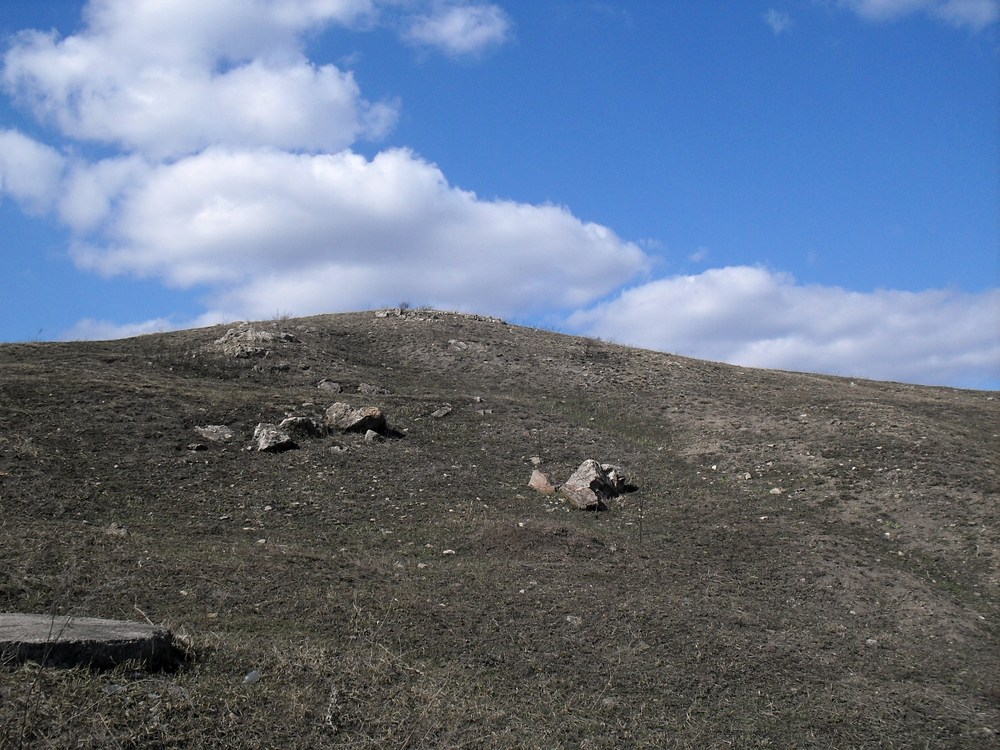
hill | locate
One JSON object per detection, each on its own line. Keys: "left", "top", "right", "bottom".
{"left": 1, "top": 309, "right": 997, "bottom": 748}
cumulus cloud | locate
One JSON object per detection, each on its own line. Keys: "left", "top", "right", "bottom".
{"left": 567, "top": 266, "right": 1000, "bottom": 389}
{"left": 65, "top": 146, "right": 647, "bottom": 317}
{"left": 404, "top": 3, "right": 511, "bottom": 56}
{"left": 1, "top": 1, "right": 396, "bottom": 159}
{"left": 0, "top": 129, "right": 65, "bottom": 213}
{"left": 0, "top": 0, "right": 643, "bottom": 325}
{"left": 839, "top": 0, "right": 999, "bottom": 29}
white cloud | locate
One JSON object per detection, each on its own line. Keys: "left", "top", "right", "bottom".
{"left": 64, "top": 146, "right": 648, "bottom": 318}
{"left": 1, "top": 0, "right": 639, "bottom": 331}
{"left": 0, "top": 129, "right": 65, "bottom": 213}
{"left": 839, "top": 0, "right": 999, "bottom": 29}
{"left": 567, "top": 266, "right": 1000, "bottom": 389}
{"left": 404, "top": 3, "right": 511, "bottom": 56}
{"left": 61, "top": 309, "right": 230, "bottom": 341}
{"left": 61, "top": 316, "right": 181, "bottom": 341}
{"left": 2, "top": 2, "right": 396, "bottom": 159}
{"left": 764, "top": 8, "right": 793, "bottom": 34}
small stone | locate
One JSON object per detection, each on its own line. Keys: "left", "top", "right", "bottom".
{"left": 364, "top": 429, "right": 383, "bottom": 444}
{"left": 242, "top": 670, "right": 261, "bottom": 684}
{"left": 528, "top": 469, "right": 556, "bottom": 495}
{"left": 442, "top": 549, "right": 456, "bottom": 555}
{"left": 431, "top": 405, "right": 452, "bottom": 419}
{"left": 769, "top": 487, "right": 784, "bottom": 495}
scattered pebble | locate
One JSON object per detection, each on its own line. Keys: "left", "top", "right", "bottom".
{"left": 242, "top": 670, "right": 261, "bottom": 685}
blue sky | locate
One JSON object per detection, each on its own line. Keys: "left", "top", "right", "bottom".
{"left": 0, "top": 0, "right": 997, "bottom": 389}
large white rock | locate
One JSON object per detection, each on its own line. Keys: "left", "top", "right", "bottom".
{"left": 559, "top": 460, "right": 623, "bottom": 511}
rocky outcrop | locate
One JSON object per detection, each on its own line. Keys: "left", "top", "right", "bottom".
{"left": 324, "top": 403, "right": 387, "bottom": 435}
{"left": 559, "top": 460, "right": 627, "bottom": 511}
{"left": 253, "top": 423, "right": 298, "bottom": 452}
{"left": 212, "top": 323, "right": 299, "bottom": 358}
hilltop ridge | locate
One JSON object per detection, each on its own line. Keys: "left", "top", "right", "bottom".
{"left": 1, "top": 309, "right": 997, "bottom": 748}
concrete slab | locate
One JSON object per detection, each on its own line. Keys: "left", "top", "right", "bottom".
{"left": 0, "top": 613, "right": 181, "bottom": 670}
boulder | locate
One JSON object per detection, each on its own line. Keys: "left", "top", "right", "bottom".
{"left": 0, "top": 613, "right": 181, "bottom": 670}
{"left": 278, "top": 416, "right": 326, "bottom": 439}
{"left": 324, "top": 403, "right": 387, "bottom": 435}
{"left": 559, "top": 460, "right": 624, "bottom": 511}
{"left": 253, "top": 423, "right": 298, "bottom": 452}
{"left": 528, "top": 469, "right": 556, "bottom": 495}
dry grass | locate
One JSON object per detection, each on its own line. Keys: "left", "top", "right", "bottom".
{"left": 0, "top": 310, "right": 997, "bottom": 748}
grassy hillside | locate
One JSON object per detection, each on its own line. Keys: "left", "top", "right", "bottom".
{"left": 1, "top": 309, "right": 997, "bottom": 748}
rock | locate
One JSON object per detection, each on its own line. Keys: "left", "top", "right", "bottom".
{"left": 357, "top": 383, "right": 389, "bottom": 395}
{"left": 187, "top": 443, "right": 208, "bottom": 452}
{"left": 194, "top": 425, "right": 235, "bottom": 442}
{"left": 211, "top": 323, "right": 296, "bottom": 358}
{"left": 448, "top": 339, "right": 468, "bottom": 352}
{"left": 253, "top": 423, "right": 298, "bottom": 453}
{"left": 559, "top": 459, "right": 625, "bottom": 511}
{"left": 431, "top": 405, "right": 452, "bottom": 419}
{"left": 0, "top": 613, "right": 181, "bottom": 670}
{"left": 364, "top": 430, "right": 383, "bottom": 444}
{"left": 603, "top": 464, "right": 631, "bottom": 494}
{"left": 278, "top": 416, "right": 326, "bottom": 439}
{"left": 317, "top": 379, "right": 342, "bottom": 393}
{"left": 528, "top": 469, "right": 556, "bottom": 495}
{"left": 324, "top": 402, "right": 387, "bottom": 435}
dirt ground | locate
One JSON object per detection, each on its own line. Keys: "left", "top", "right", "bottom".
{"left": 0, "top": 309, "right": 997, "bottom": 748}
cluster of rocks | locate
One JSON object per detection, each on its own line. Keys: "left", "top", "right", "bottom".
{"left": 210, "top": 323, "right": 299, "bottom": 359}
{"left": 529, "top": 459, "right": 631, "bottom": 511}
{"left": 374, "top": 308, "right": 506, "bottom": 325}
{"left": 246, "top": 401, "right": 390, "bottom": 453}
{"left": 194, "top": 399, "right": 390, "bottom": 454}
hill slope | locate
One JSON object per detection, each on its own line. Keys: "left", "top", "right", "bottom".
{"left": 1, "top": 309, "right": 997, "bottom": 748}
